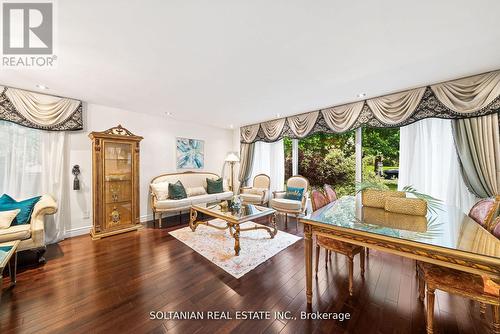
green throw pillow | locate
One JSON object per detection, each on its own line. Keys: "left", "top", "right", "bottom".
{"left": 0, "top": 194, "right": 41, "bottom": 225}
{"left": 168, "top": 181, "right": 187, "bottom": 200}
{"left": 206, "top": 178, "right": 223, "bottom": 194}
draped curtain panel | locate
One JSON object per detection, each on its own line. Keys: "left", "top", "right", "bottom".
{"left": 241, "top": 70, "right": 500, "bottom": 143}
{"left": 0, "top": 121, "right": 68, "bottom": 243}
{"left": 0, "top": 86, "right": 83, "bottom": 131}
{"left": 249, "top": 140, "right": 285, "bottom": 194}
{"left": 452, "top": 113, "right": 500, "bottom": 198}
{"left": 238, "top": 143, "right": 255, "bottom": 187}
{"left": 398, "top": 118, "right": 477, "bottom": 213}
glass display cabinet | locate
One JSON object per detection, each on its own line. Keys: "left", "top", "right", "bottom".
{"left": 89, "top": 125, "right": 143, "bottom": 239}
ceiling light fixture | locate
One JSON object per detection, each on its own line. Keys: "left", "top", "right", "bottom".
{"left": 36, "top": 84, "right": 49, "bottom": 90}
{"left": 357, "top": 93, "right": 366, "bottom": 98}
{"left": 165, "top": 112, "right": 173, "bottom": 116}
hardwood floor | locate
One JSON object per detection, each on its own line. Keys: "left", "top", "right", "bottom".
{"left": 0, "top": 215, "right": 494, "bottom": 334}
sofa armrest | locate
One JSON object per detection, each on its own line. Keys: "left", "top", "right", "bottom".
{"left": 32, "top": 194, "right": 58, "bottom": 222}
{"left": 30, "top": 194, "right": 57, "bottom": 247}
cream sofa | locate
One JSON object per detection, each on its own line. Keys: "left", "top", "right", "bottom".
{"left": 0, "top": 194, "right": 57, "bottom": 263}
{"left": 150, "top": 172, "right": 233, "bottom": 226}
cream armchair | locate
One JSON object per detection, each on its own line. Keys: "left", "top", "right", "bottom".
{"left": 270, "top": 175, "right": 309, "bottom": 230}
{"left": 0, "top": 194, "right": 57, "bottom": 263}
{"left": 240, "top": 174, "right": 270, "bottom": 205}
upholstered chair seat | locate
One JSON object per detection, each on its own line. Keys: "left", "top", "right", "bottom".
{"left": 269, "top": 198, "right": 302, "bottom": 211}
{"left": 240, "top": 174, "right": 270, "bottom": 205}
{"left": 417, "top": 261, "right": 500, "bottom": 334}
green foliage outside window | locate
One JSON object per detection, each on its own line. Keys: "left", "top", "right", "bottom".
{"left": 284, "top": 128, "right": 400, "bottom": 197}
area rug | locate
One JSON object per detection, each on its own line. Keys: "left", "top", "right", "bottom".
{"left": 169, "top": 219, "right": 302, "bottom": 278}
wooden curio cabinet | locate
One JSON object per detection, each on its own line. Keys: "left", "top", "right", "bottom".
{"left": 89, "top": 125, "right": 143, "bottom": 239}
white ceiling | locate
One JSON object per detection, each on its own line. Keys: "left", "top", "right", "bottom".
{"left": 1, "top": 0, "right": 500, "bottom": 129}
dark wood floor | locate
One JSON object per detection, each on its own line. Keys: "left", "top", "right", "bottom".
{"left": 0, "top": 215, "right": 494, "bottom": 334}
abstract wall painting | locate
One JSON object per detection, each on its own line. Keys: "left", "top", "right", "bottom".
{"left": 176, "top": 138, "right": 204, "bottom": 169}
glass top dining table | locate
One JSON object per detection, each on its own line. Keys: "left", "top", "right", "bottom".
{"left": 306, "top": 196, "right": 500, "bottom": 260}
{"left": 300, "top": 196, "right": 500, "bottom": 304}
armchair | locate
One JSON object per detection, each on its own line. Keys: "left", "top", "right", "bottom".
{"left": 240, "top": 174, "right": 270, "bottom": 205}
{"left": 270, "top": 175, "right": 309, "bottom": 230}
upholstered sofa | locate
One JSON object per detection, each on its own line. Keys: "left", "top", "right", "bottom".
{"left": 0, "top": 194, "right": 57, "bottom": 262}
{"left": 150, "top": 171, "right": 233, "bottom": 226}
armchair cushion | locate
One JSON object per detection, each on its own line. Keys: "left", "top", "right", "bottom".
{"left": 240, "top": 193, "right": 263, "bottom": 204}
{"left": 244, "top": 187, "right": 267, "bottom": 195}
{"left": 0, "top": 194, "right": 41, "bottom": 225}
{"left": 271, "top": 198, "right": 302, "bottom": 211}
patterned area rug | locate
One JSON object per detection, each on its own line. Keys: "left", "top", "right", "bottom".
{"left": 169, "top": 219, "right": 302, "bottom": 278}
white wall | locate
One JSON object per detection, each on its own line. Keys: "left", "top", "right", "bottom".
{"left": 65, "top": 103, "right": 234, "bottom": 237}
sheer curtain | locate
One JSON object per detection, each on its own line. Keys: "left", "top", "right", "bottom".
{"left": 249, "top": 140, "right": 285, "bottom": 193}
{"left": 0, "top": 121, "right": 67, "bottom": 243}
{"left": 398, "top": 118, "right": 477, "bottom": 213}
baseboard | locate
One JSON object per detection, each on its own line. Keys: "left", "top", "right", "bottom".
{"left": 65, "top": 226, "right": 91, "bottom": 238}
{"left": 65, "top": 212, "right": 184, "bottom": 239}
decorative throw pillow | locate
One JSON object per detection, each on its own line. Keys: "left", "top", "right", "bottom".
{"left": 0, "top": 209, "right": 21, "bottom": 229}
{"left": 186, "top": 186, "right": 207, "bottom": 197}
{"left": 285, "top": 187, "right": 304, "bottom": 201}
{"left": 168, "top": 181, "right": 187, "bottom": 200}
{"left": 207, "top": 178, "right": 223, "bottom": 194}
{"left": 151, "top": 181, "right": 169, "bottom": 200}
{"left": 0, "top": 194, "right": 41, "bottom": 225}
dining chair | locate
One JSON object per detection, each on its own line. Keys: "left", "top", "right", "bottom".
{"left": 418, "top": 196, "right": 500, "bottom": 333}
{"left": 240, "top": 174, "right": 270, "bottom": 205}
{"left": 311, "top": 189, "right": 365, "bottom": 296}
{"left": 270, "top": 175, "right": 309, "bottom": 230}
{"left": 417, "top": 262, "right": 500, "bottom": 334}
{"left": 323, "top": 184, "right": 338, "bottom": 203}
{"left": 469, "top": 197, "right": 500, "bottom": 231}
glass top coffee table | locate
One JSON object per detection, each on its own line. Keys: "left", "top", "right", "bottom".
{"left": 190, "top": 202, "right": 277, "bottom": 256}
{"left": 0, "top": 240, "right": 20, "bottom": 303}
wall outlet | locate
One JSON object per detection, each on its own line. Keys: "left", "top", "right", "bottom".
{"left": 82, "top": 210, "right": 90, "bottom": 219}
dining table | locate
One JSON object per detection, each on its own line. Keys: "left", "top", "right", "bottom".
{"left": 299, "top": 196, "right": 500, "bottom": 305}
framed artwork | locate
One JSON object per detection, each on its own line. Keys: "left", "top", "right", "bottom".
{"left": 176, "top": 137, "right": 204, "bottom": 169}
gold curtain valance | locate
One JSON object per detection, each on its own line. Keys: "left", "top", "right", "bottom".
{"left": 241, "top": 70, "right": 500, "bottom": 143}
{"left": 0, "top": 86, "right": 83, "bottom": 131}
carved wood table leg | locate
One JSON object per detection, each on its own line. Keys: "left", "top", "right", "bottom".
{"left": 426, "top": 287, "right": 435, "bottom": 334}
{"left": 233, "top": 224, "right": 241, "bottom": 256}
{"left": 492, "top": 305, "right": 500, "bottom": 334}
{"left": 304, "top": 224, "right": 313, "bottom": 305}
{"left": 315, "top": 244, "right": 320, "bottom": 277}
{"left": 189, "top": 208, "right": 198, "bottom": 232}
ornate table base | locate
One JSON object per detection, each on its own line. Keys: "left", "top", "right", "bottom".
{"left": 189, "top": 207, "right": 277, "bottom": 256}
